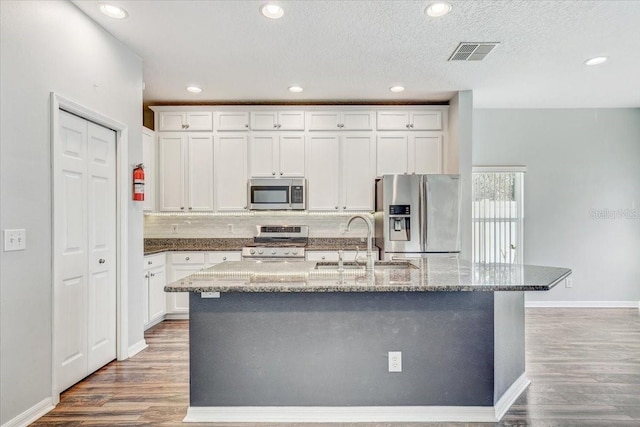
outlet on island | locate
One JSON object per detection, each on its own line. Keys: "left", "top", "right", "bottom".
{"left": 388, "top": 351, "right": 402, "bottom": 373}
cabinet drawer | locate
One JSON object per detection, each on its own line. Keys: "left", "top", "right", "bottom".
{"left": 144, "top": 253, "right": 166, "bottom": 269}
{"left": 171, "top": 252, "right": 205, "bottom": 264}
{"left": 207, "top": 251, "right": 241, "bottom": 264}
{"left": 306, "top": 250, "right": 378, "bottom": 262}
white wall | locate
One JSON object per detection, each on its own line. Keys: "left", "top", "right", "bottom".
{"left": 0, "top": 1, "right": 143, "bottom": 424}
{"left": 473, "top": 109, "right": 640, "bottom": 303}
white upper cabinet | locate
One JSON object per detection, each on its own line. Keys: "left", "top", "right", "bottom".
{"left": 215, "top": 112, "right": 250, "bottom": 131}
{"left": 377, "top": 110, "right": 442, "bottom": 131}
{"left": 308, "top": 111, "right": 374, "bottom": 131}
{"left": 249, "top": 133, "right": 305, "bottom": 177}
{"left": 250, "top": 111, "right": 305, "bottom": 130}
{"left": 142, "top": 127, "right": 155, "bottom": 212}
{"left": 215, "top": 133, "right": 248, "bottom": 211}
{"left": 307, "top": 133, "right": 374, "bottom": 211}
{"left": 158, "top": 133, "right": 214, "bottom": 212}
{"left": 377, "top": 132, "right": 443, "bottom": 176}
{"left": 158, "top": 111, "right": 213, "bottom": 131}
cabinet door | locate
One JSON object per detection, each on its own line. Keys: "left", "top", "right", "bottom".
{"left": 250, "top": 112, "right": 278, "bottom": 130}
{"left": 158, "top": 112, "right": 185, "bottom": 131}
{"left": 342, "top": 134, "right": 374, "bottom": 210}
{"left": 308, "top": 112, "right": 340, "bottom": 130}
{"left": 215, "top": 112, "right": 250, "bottom": 131}
{"left": 148, "top": 265, "right": 166, "bottom": 323}
{"left": 158, "top": 134, "right": 185, "bottom": 211}
{"left": 277, "top": 111, "right": 305, "bottom": 130}
{"left": 376, "top": 134, "right": 408, "bottom": 176}
{"left": 249, "top": 134, "right": 277, "bottom": 177}
{"left": 186, "top": 112, "right": 213, "bottom": 131}
{"left": 307, "top": 134, "right": 340, "bottom": 210}
{"left": 278, "top": 134, "right": 305, "bottom": 177}
{"left": 215, "top": 134, "right": 248, "bottom": 211}
{"left": 376, "top": 111, "right": 410, "bottom": 130}
{"left": 187, "top": 134, "right": 214, "bottom": 211}
{"left": 142, "top": 127, "right": 155, "bottom": 212}
{"left": 411, "top": 133, "right": 443, "bottom": 174}
{"left": 410, "top": 111, "right": 442, "bottom": 130}
{"left": 168, "top": 265, "right": 200, "bottom": 313}
{"left": 342, "top": 111, "right": 374, "bottom": 130}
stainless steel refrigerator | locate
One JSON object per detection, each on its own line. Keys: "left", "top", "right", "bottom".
{"left": 375, "top": 174, "right": 461, "bottom": 260}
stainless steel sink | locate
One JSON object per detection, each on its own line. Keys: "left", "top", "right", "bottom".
{"left": 315, "top": 261, "right": 417, "bottom": 271}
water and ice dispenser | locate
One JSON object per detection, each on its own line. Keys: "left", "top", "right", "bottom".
{"left": 388, "top": 205, "right": 410, "bottom": 241}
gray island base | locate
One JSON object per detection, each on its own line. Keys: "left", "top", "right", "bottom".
{"left": 165, "top": 258, "right": 571, "bottom": 423}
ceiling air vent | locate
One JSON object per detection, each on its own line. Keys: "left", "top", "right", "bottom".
{"left": 449, "top": 42, "right": 499, "bottom": 61}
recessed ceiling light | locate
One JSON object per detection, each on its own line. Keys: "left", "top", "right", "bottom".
{"left": 584, "top": 56, "right": 608, "bottom": 66}
{"left": 425, "top": 2, "right": 452, "bottom": 17}
{"left": 98, "top": 3, "right": 128, "bottom": 19}
{"left": 186, "top": 86, "right": 202, "bottom": 93}
{"left": 288, "top": 86, "right": 304, "bottom": 93}
{"left": 261, "top": 4, "right": 284, "bottom": 19}
{"left": 389, "top": 86, "right": 405, "bottom": 93}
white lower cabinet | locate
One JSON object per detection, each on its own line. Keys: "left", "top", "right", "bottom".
{"left": 166, "top": 251, "right": 241, "bottom": 317}
{"left": 306, "top": 250, "right": 379, "bottom": 262}
{"left": 143, "top": 253, "right": 166, "bottom": 329}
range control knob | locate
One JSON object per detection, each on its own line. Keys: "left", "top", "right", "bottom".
{"left": 284, "top": 250, "right": 290, "bottom": 255}
{"left": 271, "top": 249, "right": 277, "bottom": 255}
{"left": 249, "top": 249, "right": 256, "bottom": 255}
{"left": 292, "top": 250, "right": 298, "bottom": 255}
{"left": 258, "top": 249, "right": 264, "bottom": 254}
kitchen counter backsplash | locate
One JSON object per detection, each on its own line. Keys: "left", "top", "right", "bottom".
{"left": 144, "top": 212, "right": 373, "bottom": 239}
{"left": 144, "top": 237, "right": 367, "bottom": 255}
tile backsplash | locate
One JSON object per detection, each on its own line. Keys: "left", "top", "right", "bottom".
{"left": 144, "top": 212, "right": 373, "bottom": 239}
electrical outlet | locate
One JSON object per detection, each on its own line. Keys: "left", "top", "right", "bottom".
{"left": 227, "top": 224, "right": 234, "bottom": 233}
{"left": 565, "top": 278, "right": 573, "bottom": 288}
{"left": 171, "top": 224, "right": 178, "bottom": 234}
{"left": 388, "top": 351, "right": 402, "bottom": 373}
{"left": 4, "top": 229, "right": 26, "bottom": 252}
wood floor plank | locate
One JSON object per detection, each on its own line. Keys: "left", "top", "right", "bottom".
{"left": 33, "top": 308, "right": 640, "bottom": 426}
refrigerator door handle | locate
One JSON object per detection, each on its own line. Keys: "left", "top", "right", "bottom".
{"left": 423, "top": 178, "right": 430, "bottom": 249}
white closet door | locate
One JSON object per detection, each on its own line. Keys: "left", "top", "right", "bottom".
{"left": 86, "top": 122, "right": 116, "bottom": 373}
{"left": 55, "top": 111, "right": 89, "bottom": 391}
{"left": 55, "top": 110, "right": 116, "bottom": 392}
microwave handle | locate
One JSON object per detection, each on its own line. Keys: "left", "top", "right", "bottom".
{"left": 289, "top": 186, "right": 292, "bottom": 208}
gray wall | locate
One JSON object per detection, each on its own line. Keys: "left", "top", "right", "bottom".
{"left": 0, "top": 1, "right": 143, "bottom": 423}
{"left": 450, "top": 91, "right": 474, "bottom": 261}
{"left": 190, "top": 292, "right": 495, "bottom": 407}
{"left": 474, "top": 109, "right": 640, "bottom": 303}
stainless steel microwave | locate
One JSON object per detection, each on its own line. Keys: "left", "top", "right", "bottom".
{"left": 248, "top": 178, "right": 306, "bottom": 210}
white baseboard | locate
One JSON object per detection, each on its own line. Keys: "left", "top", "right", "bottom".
{"left": 144, "top": 316, "right": 164, "bottom": 331}
{"left": 184, "top": 405, "right": 500, "bottom": 423}
{"left": 164, "top": 313, "right": 189, "bottom": 320}
{"left": 494, "top": 373, "right": 530, "bottom": 421}
{"left": 1, "top": 397, "right": 54, "bottom": 427}
{"left": 127, "top": 338, "right": 148, "bottom": 358}
{"left": 525, "top": 300, "right": 640, "bottom": 308}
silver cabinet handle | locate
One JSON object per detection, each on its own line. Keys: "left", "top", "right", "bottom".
{"left": 406, "top": 124, "right": 410, "bottom": 128}
{"left": 147, "top": 260, "right": 152, "bottom": 265}
{"left": 244, "top": 124, "right": 249, "bottom": 128}
{"left": 273, "top": 124, "right": 278, "bottom": 128}
{"left": 180, "top": 207, "right": 184, "bottom": 210}
{"left": 185, "top": 256, "right": 190, "bottom": 261}
{"left": 99, "top": 259, "right": 105, "bottom": 264}
{"left": 335, "top": 206, "right": 338, "bottom": 209}
{"left": 243, "top": 205, "right": 247, "bottom": 209}
{"left": 185, "top": 124, "right": 190, "bottom": 129}
{"left": 150, "top": 272, "right": 155, "bottom": 277}
{"left": 277, "top": 124, "right": 282, "bottom": 129}
{"left": 145, "top": 273, "right": 149, "bottom": 279}
{"left": 223, "top": 256, "right": 227, "bottom": 261}
{"left": 409, "top": 123, "right": 414, "bottom": 128}
{"left": 188, "top": 207, "right": 192, "bottom": 210}
{"left": 321, "top": 256, "right": 326, "bottom": 260}
{"left": 280, "top": 172, "right": 283, "bottom": 175}
{"left": 343, "top": 206, "right": 346, "bottom": 209}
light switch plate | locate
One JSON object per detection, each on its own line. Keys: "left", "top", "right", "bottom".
{"left": 4, "top": 229, "right": 26, "bottom": 251}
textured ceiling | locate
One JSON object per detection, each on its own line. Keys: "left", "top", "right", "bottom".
{"left": 71, "top": 0, "right": 640, "bottom": 108}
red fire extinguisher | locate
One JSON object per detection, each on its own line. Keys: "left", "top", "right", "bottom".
{"left": 133, "top": 164, "right": 145, "bottom": 201}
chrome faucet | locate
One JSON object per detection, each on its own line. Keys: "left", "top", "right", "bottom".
{"left": 347, "top": 214, "right": 375, "bottom": 272}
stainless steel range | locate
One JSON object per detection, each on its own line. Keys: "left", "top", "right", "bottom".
{"left": 241, "top": 225, "right": 308, "bottom": 260}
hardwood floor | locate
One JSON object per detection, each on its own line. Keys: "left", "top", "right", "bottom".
{"left": 32, "top": 308, "right": 640, "bottom": 426}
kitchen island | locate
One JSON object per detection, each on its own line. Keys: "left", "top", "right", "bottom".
{"left": 165, "top": 257, "right": 571, "bottom": 423}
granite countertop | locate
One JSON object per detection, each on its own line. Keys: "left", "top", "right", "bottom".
{"left": 164, "top": 257, "right": 571, "bottom": 293}
{"left": 144, "top": 238, "right": 370, "bottom": 255}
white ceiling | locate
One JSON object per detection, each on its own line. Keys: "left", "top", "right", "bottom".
{"left": 71, "top": 0, "right": 640, "bottom": 108}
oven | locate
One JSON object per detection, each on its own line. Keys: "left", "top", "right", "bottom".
{"left": 241, "top": 225, "right": 308, "bottom": 261}
{"left": 248, "top": 178, "right": 306, "bottom": 210}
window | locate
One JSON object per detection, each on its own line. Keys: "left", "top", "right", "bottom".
{"left": 472, "top": 166, "right": 526, "bottom": 264}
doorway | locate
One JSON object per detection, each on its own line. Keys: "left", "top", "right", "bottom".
{"left": 51, "top": 93, "right": 130, "bottom": 401}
